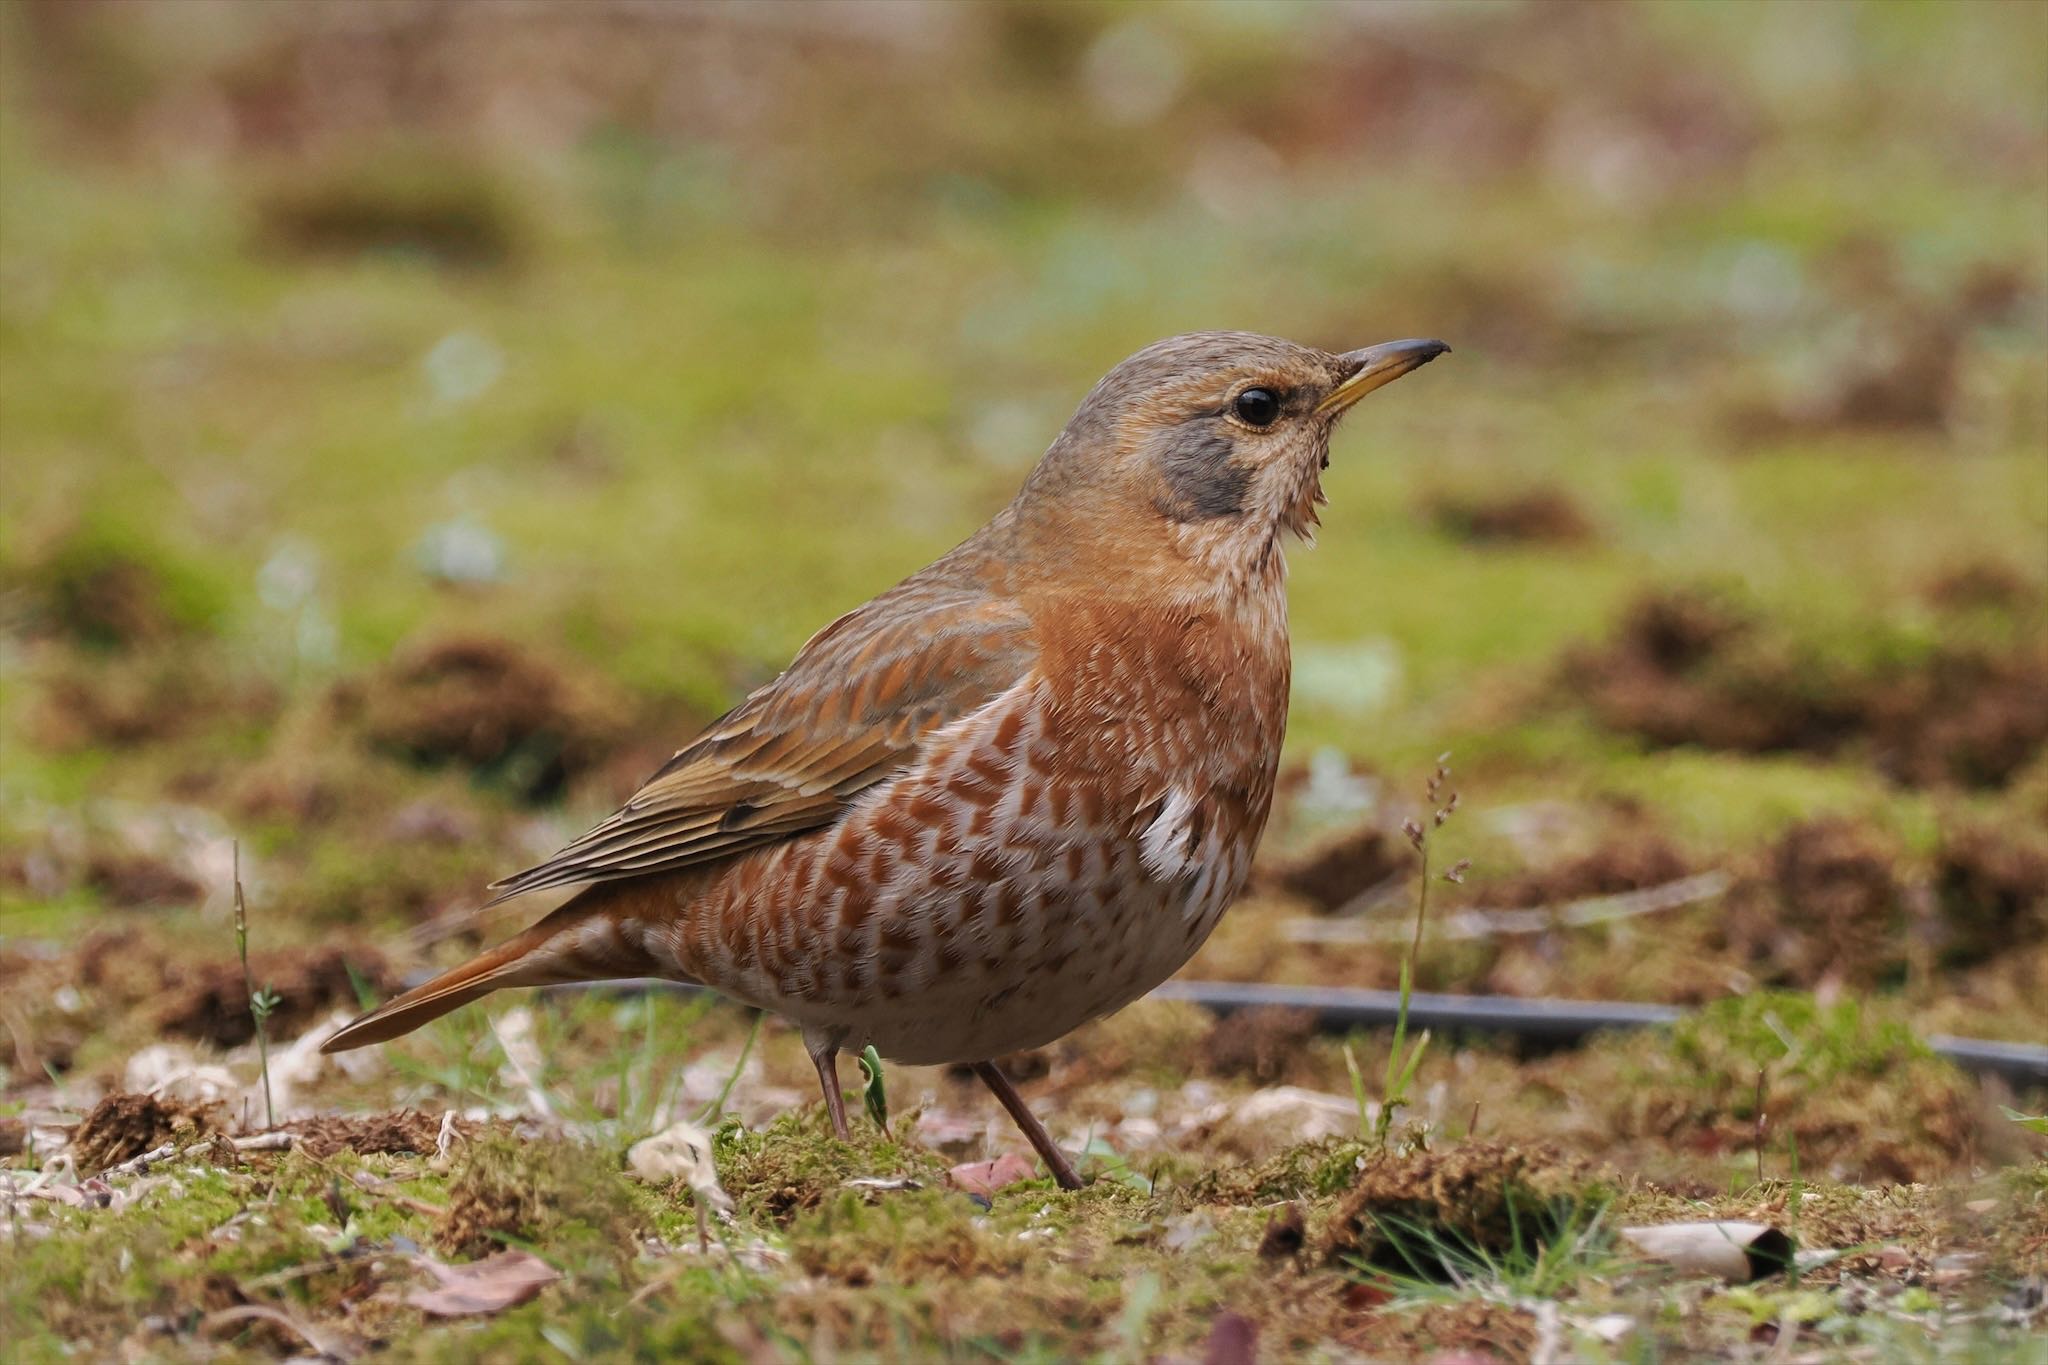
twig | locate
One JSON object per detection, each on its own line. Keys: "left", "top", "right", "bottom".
{"left": 1753, "top": 1069, "right": 1768, "bottom": 1186}
{"left": 1285, "top": 870, "right": 1732, "bottom": 945}
{"left": 99, "top": 1131, "right": 296, "bottom": 1181}
{"left": 200, "top": 1304, "right": 353, "bottom": 1360}
{"left": 97, "top": 1145, "right": 179, "bottom": 1180}
{"left": 233, "top": 843, "right": 278, "bottom": 1129}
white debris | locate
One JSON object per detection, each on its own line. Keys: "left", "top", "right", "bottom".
{"left": 258, "top": 1010, "right": 377, "bottom": 1117}
{"left": 628, "top": 1118, "right": 733, "bottom": 1249}
{"left": 123, "top": 1045, "right": 240, "bottom": 1105}
{"left": 1211, "top": 1086, "right": 1362, "bottom": 1156}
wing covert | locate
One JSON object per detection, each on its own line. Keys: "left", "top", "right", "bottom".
{"left": 487, "top": 583, "right": 1037, "bottom": 902}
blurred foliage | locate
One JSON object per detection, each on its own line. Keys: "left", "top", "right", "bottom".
{"left": 0, "top": 0, "right": 2042, "bottom": 941}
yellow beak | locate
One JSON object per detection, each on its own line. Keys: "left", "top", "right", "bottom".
{"left": 1317, "top": 338, "right": 1452, "bottom": 416}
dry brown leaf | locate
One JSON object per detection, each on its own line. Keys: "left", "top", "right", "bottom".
{"left": 947, "top": 1152, "right": 1037, "bottom": 1198}
{"left": 405, "top": 1250, "right": 560, "bottom": 1316}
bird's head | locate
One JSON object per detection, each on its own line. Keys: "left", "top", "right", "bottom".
{"left": 1011, "top": 331, "right": 1448, "bottom": 588}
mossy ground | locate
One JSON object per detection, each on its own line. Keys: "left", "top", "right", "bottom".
{"left": 4, "top": 3, "right": 2046, "bottom": 1360}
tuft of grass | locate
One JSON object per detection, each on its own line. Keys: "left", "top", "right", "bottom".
{"left": 1320, "top": 1140, "right": 1614, "bottom": 1278}
{"left": 1374, "top": 754, "right": 1470, "bottom": 1145}
{"left": 1361, "top": 1193, "right": 1620, "bottom": 1305}
{"left": 232, "top": 843, "right": 278, "bottom": 1129}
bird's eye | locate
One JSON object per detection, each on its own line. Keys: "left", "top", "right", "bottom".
{"left": 1233, "top": 387, "right": 1281, "bottom": 428}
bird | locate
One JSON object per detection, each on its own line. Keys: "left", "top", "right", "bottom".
{"left": 323, "top": 331, "right": 1449, "bottom": 1189}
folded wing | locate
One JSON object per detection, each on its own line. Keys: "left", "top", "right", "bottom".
{"left": 487, "top": 581, "right": 1038, "bottom": 902}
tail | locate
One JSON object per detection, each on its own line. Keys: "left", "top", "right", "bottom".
{"left": 321, "top": 884, "right": 657, "bottom": 1054}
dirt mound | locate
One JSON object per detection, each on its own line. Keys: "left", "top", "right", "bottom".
{"left": 1200, "top": 1006, "right": 1320, "bottom": 1084}
{"left": 437, "top": 1132, "right": 648, "bottom": 1258}
{"left": 1565, "top": 589, "right": 1853, "bottom": 754}
{"left": 1721, "top": 819, "right": 1913, "bottom": 989}
{"left": 157, "top": 945, "right": 395, "bottom": 1047}
{"left": 1724, "top": 242, "right": 2027, "bottom": 439}
{"left": 1863, "top": 644, "right": 2048, "bottom": 790}
{"left": 343, "top": 633, "right": 632, "bottom": 802}
{"left": 1, "top": 526, "right": 211, "bottom": 651}
{"left": 82, "top": 851, "right": 205, "bottom": 910}
{"left": 1602, "top": 993, "right": 1976, "bottom": 1184}
{"left": 280, "top": 1110, "right": 505, "bottom": 1159}
{"left": 1425, "top": 487, "right": 1596, "bottom": 546}
{"left": 1566, "top": 588, "right": 2048, "bottom": 789}
{"left": 1263, "top": 824, "right": 1412, "bottom": 912}
{"left": 29, "top": 649, "right": 279, "bottom": 751}
{"left": 1934, "top": 816, "right": 2048, "bottom": 962}
{"left": 255, "top": 149, "right": 521, "bottom": 269}
{"left": 1480, "top": 829, "right": 1692, "bottom": 908}
{"left": 17, "top": 928, "right": 397, "bottom": 1062}
{"left": 70, "top": 1092, "right": 224, "bottom": 1173}
{"left": 1317, "top": 1140, "right": 1610, "bottom": 1274}
{"left": 1923, "top": 560, "right": 2041, "bottom": 614}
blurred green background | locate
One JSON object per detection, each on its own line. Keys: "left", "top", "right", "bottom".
{"left": 1, "top": 0, "right": 2043, "bottom": 965}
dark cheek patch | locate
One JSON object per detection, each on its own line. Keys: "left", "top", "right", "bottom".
{"left": 1154, "top": 427, "right": 1252, "bottom": 522}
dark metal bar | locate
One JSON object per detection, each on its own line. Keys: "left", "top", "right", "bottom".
{"left": 1150, "top": 979, "right": 1685, "bottom": 1040}
{"left": 1151, "top": 981, "right": 2048, "bottom": 1086}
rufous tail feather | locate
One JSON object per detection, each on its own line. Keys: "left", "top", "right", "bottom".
{"left": 320, "top": 888, "right": 652, "bottom": 1054}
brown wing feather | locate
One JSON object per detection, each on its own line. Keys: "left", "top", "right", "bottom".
{"left": 487, "top": 581, "right": 1037, "bottom": 903}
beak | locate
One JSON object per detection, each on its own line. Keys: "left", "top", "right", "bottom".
{"left": 1317, "top": 338, "right": 1452, "bottom": 416}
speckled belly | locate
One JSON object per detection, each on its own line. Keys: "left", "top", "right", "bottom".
{"left": 630, "top": 677, "right": 1260, "bottom": 1065}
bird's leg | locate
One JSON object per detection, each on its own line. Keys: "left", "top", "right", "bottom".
{"left": 972, "top": 1059, "right": 1083, "bottom": 1191}
{"left": 804, "top": 1026, "right": 850, "bottom": 1141}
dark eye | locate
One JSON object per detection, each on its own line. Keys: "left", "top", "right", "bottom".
{"left": 1233, "top": 387, "right": 1281, "bottom": 428}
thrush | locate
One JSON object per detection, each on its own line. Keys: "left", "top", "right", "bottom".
{"left": 324, "top": 331, "right": 1448, "bottom": 1188}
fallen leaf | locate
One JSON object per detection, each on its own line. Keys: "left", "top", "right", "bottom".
{"left": 406, "top": 1250, "right": 560, "bottom": 1316}
{"left": 947, "top": 1152, "right": 1037, "bottom": 1198}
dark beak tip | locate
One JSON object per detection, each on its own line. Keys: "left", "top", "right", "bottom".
{"left": 1341, "top": 337, "right": 1454, "bottom": 374}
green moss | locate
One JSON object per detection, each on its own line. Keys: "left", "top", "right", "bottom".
{"left": 712, "top": 1110, "right": 947, "bottom": 1225}
{"left": 1671, "top": 991, "right": 1935, "bottom": 1085}
{"left": 1, "top": 514, "right": 231, "bottom": 650}
{"left": 1607, "top": 993, "right": 1979, "bottom": 1183}
{"left": 437, "top": 1133, "right": 648, "bottom": 1268}
{"left": 1192, "top": 1138, "right": 1375, "bottom": 1205}
{"left": 2, "top": 1167, "right": 248, "bottom": 1349}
